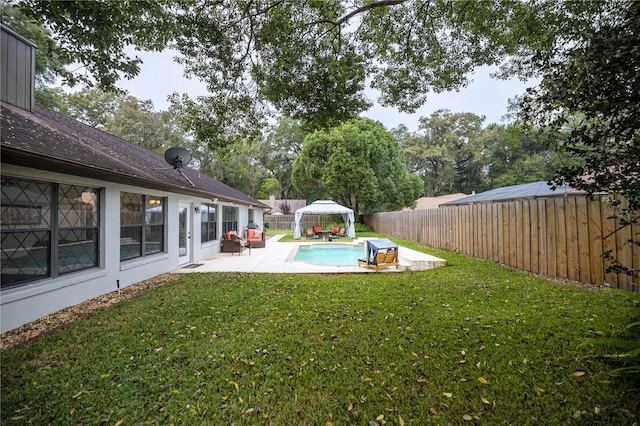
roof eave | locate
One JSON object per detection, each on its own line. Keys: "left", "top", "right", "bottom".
{"left": 1, "top": 146, "right": 268, "bottom": 208}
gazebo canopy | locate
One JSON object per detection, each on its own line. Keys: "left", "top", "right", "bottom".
{"left": 293, "top": 200, "right": 356, "bottom": 239}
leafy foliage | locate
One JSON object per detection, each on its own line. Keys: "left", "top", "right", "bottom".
{"left": 520, "top": 1, "right": 640, "bottom": 280}
{"left": 582, "top": 291, "right": 640, "bottom": 384}
{"left": 256, "top": 117, "right": 307, "bottom": 199}
{"left": 50, "top": 88, "right": 188, "bottom": 154}
{"left": 14, "top": 0, "right": 631, "bottom": 150}
{"left": 292, "top": 118, "right": 422, "bottom": 213}
{"left": 16, "top": 0, "right": 172, "bottom": 89}
{"left": 398, "top": 111, "right": 558, "bottom": 196}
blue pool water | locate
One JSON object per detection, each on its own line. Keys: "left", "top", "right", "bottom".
{"left": 294, "top": 244, "right": 365, "bottom": 266}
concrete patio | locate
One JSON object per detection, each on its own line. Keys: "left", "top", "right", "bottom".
{"left": 174, "top": 234, "right": 446, "bottom": 274}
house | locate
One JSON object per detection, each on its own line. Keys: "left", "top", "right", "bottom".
{"left": 403, "top": 193, "right": 468, "bottom": 210}
{"left": 259, "top": 195, "right": 307, "bottom": 215}
{"left": 0, "top": 25, "right": 268, "bottom": 332}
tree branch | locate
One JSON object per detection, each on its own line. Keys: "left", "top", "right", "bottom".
{"left": 314, "top": 0, "right": 409, "bottom": 28}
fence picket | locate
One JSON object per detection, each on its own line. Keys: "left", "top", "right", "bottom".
{"left": 363, "top": 196, "right": 638, "bottom": 292}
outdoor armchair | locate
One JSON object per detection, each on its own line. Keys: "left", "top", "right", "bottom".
{"left": 247, "top": 229, "right": 265, "bottom": 248}
{"left": 221, "top": 231, "right": 249, "bottom": 255}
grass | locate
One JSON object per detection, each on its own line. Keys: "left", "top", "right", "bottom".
{"left": 272, "top": 229, "right": 378, "bottom": 242}
{"left": 2, "top": 238, "right": 639, "bottom": 425}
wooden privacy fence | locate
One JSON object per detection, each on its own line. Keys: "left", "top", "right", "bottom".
{"left": 365, "top": 195, "right": 639, "bottom": 292}
{"left": 265, "top": 214, "right": 344, "bottom": 231}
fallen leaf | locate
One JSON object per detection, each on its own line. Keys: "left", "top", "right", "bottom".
{"left": 478, "top": 377, "right": 489, "bottom": 384}
{"left": 443, "top": 392, "right": 453, "bottom": 398}
{"left": 398, "top": 415, "right": 405, "bottom": 426}
{"left": 481, "top": 397, "right": 490, "bottom": 404}
{"left": 463, "top": 414, "right": 473, "bottom": 421}
{"left": 574, "top": 371, "right": 586, "bottom": 377}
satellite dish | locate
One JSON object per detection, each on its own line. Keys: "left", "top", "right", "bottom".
{"left": 164, "top": 147, "right": 192, "bottom": 169}
{"left": 160, "top": 147, "right": 195, "bottom": 186}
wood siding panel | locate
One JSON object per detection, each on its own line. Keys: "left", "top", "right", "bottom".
{"left": 601, "top": 200, "right": 619, "bottom": 286}
{"left": 529, "top": 201, "right": 540, "bottom": 274}
{"left": 587, "top": 197, "right": 604, "bottom": 285}
{"left": 615, "top": 197, "right": 633, "bottom": 291}
{"left": 565, "top": 198, "right": 580, "bottom": 281}
{"left": 576, "top": 197, "right": 591, "bottom": 284}
{"left": 545, "top": 199, "right": 557, "bottom": 278}
{"left": 0, "top": 28, "right": 35, "bottom": 111}
{"left": 522, "top": 201, "right": 531, "bottom": 272}
{"left": 537, "top": 200, "right": 548, "bottom": 276}
{"left": 555, "top": 198, "right": 568, "bottom": 279}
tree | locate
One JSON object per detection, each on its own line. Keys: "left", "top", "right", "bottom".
{"left": 482, "top": 124, "right": 556, "bottom": 188}
{"left": 204, "top": 139, "right": 268, "bottom": 198}
{"left": 15, "top": 0, "right": 171, "bottom": 89}
{"left": 53, "top": 88, "right": 189, "bottom": 154}
{"left": 292, "top": 118, "right": 422, "bottom": 214}
{"left": 64, "top": 88, "right": 126, "bottom": 128}
{"left": 104, "top": 97, "right": 168, "bottom": 153}
{"left": 257, "top": 117, "right": 307, "bottom": 199}
{"left": 402, "top": 110, "right": 487, "bottom": 196}
{"left": 15, "top": 0, "right": 630, "bottom": 150}
{"left": 520, "top": 2, "right": 640, "bottom": 279}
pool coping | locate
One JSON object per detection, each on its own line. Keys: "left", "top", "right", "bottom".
{"left": 174, "top": 235, "right": 447, "bottom": 274}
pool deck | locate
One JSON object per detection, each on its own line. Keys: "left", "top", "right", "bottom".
{"left": 174, "top": 234, "right": 447, "bottom": 274}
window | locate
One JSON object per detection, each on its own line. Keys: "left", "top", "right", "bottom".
{"left": 222, "top": 206, "right": 238, "bottom": 235}
{"left": 200, "top": 203, "right": 217, "bottom": 242}
{"left": 120, "top": 193, "right": 165, "bottom": 260}
{"left": 248, "top": 208, "right": 255, "bottom": 225}
{"left": 1, "top": 177, "right": 100, "bottom": 289}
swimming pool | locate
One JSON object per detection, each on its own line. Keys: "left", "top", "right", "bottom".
{"left": 293, "top": 243, "right": 365, "bottom": 266}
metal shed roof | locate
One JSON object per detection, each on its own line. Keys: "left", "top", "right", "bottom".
{"left": 439, "top": 181, "right": 585, "bottom": 206}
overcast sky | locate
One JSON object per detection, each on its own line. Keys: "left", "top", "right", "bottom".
{"left": 116, "top": 50, "right": 537, "bottom": 133}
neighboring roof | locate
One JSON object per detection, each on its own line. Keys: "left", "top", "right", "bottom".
{"left": 440, "top": 181, "right": 585, "bottom": 206}
{"left": 1, "top": 102, "right": 268, "bottom": 208}
{"left": 260, "top": 198, "right": 307, "bottom": 214}
{"left": 403, "top": 193, "right": 468, "bottom": 210}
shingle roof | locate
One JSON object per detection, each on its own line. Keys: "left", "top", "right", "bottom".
{"left": 259, "top": 199, "right": 307, "bottom": 214}
{"left": 1, "top": 101, "right": 267, "bottom": 208}
{"left": 403, "top": 193, "right": 468, "bottom": 210}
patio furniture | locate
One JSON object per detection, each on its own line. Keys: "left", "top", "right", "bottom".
{"left": 221, "top": 231, "right": 249, "bottom": 255}
{"left": 317, "top": 230, "right": 331, "bottom": 240}
{"left": 331, "top": 226, "right": 347, "bottom": 238}
{"left": 305, "top": 228, "right": 317, "bottom": 239}
{"left": 247, "top": 229, "right": 265, "bottom": 248}
{"left": 312, "top": 226, "right": 322, "bottom": 236}
{"left": 358, "top": 238, "right": 399, "bottom": 272}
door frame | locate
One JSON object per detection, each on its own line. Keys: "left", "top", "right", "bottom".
{"left": 178, "top": 202, "right": 192, "bottom": 265}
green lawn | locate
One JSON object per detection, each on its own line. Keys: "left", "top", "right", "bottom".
{"left": 2, "top": 240, "right": 638, "bottom": 425}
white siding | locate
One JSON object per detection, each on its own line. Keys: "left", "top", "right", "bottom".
{"left": 1, "top": 164, "right": 265, "bottom": 332}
